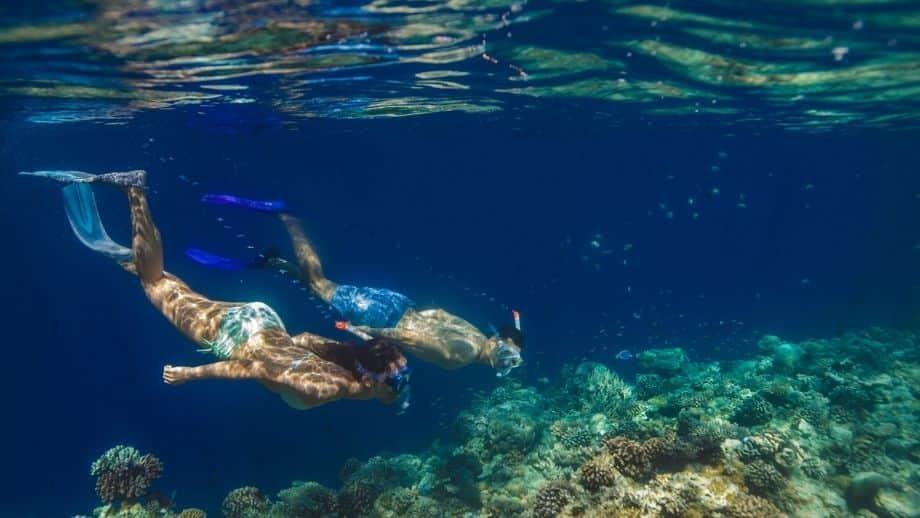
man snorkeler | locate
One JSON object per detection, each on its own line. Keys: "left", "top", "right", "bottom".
{"left": 187, "top": 194, "right": 524, "bottom": 375}
{"left": 21, "top": 170, "right": 411, "bottom": 410}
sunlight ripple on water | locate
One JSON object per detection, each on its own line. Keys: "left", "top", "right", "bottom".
{"left": 0, "top": 0, "right": 917, "bottom": 129}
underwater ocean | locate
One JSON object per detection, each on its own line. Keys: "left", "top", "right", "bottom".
{"left": 1, "top": 0, "right": 920, "bottom": 517}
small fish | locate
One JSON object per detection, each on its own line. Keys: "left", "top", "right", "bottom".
{"left": 615, "top": 350, "right": 634, "bottom": 361}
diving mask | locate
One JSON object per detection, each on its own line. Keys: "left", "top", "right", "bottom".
{"left": 354, "top": 361, "right": 412, "bottom": 412}
{"left": 388, "top": 366, "right": 412, "bottom": 414}
{"left": 493, "top": 339, "right": 523, "bottom": 377}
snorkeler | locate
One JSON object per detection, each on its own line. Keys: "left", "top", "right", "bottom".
{"left": 21, "top": 170, "right": 411, "bottom": 410}
{"left": 188, "top": 194, "right": 524, "bottom": 375}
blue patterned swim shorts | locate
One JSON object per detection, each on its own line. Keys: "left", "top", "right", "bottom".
{"left": 329, "top": 285, "right": 412, "bottom": 328}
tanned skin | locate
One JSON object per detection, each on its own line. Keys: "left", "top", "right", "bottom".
{"left": 114, "top": 177, "right": 406, "bottom": 409}
{"left": 269, "top": 213, "right": 520, "bottom": 370}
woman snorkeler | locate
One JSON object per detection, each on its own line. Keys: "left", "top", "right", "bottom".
{"left": 188, "top": 193, "right": 524, "bottom": 375}
{"left": 21, "top": 170, "right": 411, "bottom": 410}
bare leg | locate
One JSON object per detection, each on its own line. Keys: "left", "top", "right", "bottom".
{"left": 279, "top": 213, "right": 337, "bottom": 301}
{"left": 124, "top": 186, "right": 236, "bottom": 346}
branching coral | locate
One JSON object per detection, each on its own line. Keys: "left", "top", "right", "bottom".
{"left": 561, "top": 362, "right": 635, "bottom": 416}
{"left": 90, "top": 445, "right": 164, "bottom": 504}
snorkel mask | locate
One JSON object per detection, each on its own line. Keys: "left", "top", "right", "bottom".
{"left": 356, "top": 360, "right": 412, "bottom": 413}
{"left": 494, "top": 340, "right": 523, "bottom": 377}
{"left": 493, "top": 310, "right": 524, "bottom": 377}
{"left": 389, "top": 366, "right": 412, "bottom": 414}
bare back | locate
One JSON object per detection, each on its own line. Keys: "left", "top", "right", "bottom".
{"left": 394, "top": 309, "right": 488, "bottom": 369}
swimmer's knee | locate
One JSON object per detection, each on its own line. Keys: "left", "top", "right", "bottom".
{"left": 313, "top": 279, "right": 337, "bottom": 301}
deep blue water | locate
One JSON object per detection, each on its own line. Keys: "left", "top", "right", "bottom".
{"left": 1, "top": 0, "right": 919, "bottom": 516}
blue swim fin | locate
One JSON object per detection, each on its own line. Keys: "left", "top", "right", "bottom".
{"left": 201, "top": 193, "right": 288, "bottom": 213}
{"left": 20, "top": 170, "right": 95, "bottom": 183}
{"left": 186, "top": 248, "right": 260, "bottom": 271}
{"left": 20, "top": 169, "right": 146, "bottom": 188}
{"left": 186, "top": 246, "right": 283, "bottom": 272}
{"left": 62, "top": 183, "right": 134, "bottom": 262}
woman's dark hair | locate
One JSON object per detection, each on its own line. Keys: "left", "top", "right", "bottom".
{"left": 355, "top": 339, "right": 404, "bottom": 373}
{"left": 310, "top": 339, "right": 404, "bottom": 376}
{"left": 499, "top": 324, "right": 525, "bottom": 348}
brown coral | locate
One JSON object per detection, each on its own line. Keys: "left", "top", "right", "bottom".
{"left": 603, "top": 436, "right": 655, "bottom": 480}
{"left": 90, "top": 446, "right": 164, "bottom": 504}
{"left": 178, "top": 509, "right": 207, "bottom": 518}
{"left": 579, "top": 455, "right": 616, "bottom": 491}
{"left": 724, "top": 494, "right": 785, "bottom": 517}
{"left": 657, "top": 484, "right": 696, "bottom": 517}
{"left": 743, "top": 460, "right": 786, "bottom": 497}
{"left": 533, "top": 481, "right": 572, "bottom": 518}
{"left": 221, "top": 487, "right": 270, "bottom": 518}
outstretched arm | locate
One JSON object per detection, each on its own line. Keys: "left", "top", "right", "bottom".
{"left": 349, "top": 325, "right": 427, "bottom": 349}
{"left": 163, "top": 360, "right": 266, "bottom": 385}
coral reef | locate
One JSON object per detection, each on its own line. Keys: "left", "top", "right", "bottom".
{"left": 723, "top": 494, "right": 783, "bottom": 518}
{"left": 80, "top": 328, "right": 920, "bottom": 518}
{"left": 732, "top": 395, "right": 775, "bottom": 426}
{"left": 637, "top": 347, "right": 688, "bottom": 373}
{"left": 90, "top": 446, "right": 164, "bottom": 505}
{"left": 275, "top": 481, "right": 338, "bottom": 517}
{"left": 742, "top": 459, "right": 786, "bottom": 496}
{"left": 533, "top": 481, "right": 573, "bottom": 518}
{"left": 578, "top": 455, "right": 616, "bottom": 491}
{"left": 221, "top": 487, "right": 270, "bottom": 518}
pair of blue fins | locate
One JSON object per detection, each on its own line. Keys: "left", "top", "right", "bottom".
{"left": 186, "top": 194, "right": 290, "bottom": 271}
{"left": 26, "top": 170, "right": 286, "bottom": 271}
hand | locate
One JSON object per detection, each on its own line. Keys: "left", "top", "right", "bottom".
{"left": 162, "top": 365, "right": 187, "bottom": 386}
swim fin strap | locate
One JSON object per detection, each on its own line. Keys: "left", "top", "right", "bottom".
{"left": 62, "top": 183, "right": 134, "bottom": 262}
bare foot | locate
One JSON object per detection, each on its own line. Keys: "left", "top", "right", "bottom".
{"left": 163, "top": 365, "right": 187, "bottom": 385}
